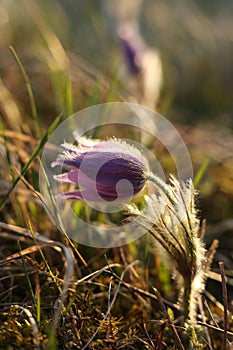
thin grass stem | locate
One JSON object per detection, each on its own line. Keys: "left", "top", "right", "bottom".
{"left": 10, "top": 46, "right": 40, "bottom": 138}
{"left": 0, "top": 114, "right": 61, "bottom": 211}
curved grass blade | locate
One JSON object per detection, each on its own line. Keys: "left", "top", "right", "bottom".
{"left": 0, "top": 114, "right": 61, "bottom": 211}
{"left": 194, "top": 157, "right": 210, "bottom": 187}
{"left": 10, "top": 46, "right": 40, "bottom": 138}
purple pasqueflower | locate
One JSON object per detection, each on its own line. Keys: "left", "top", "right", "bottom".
{"left": 52, "top": 137, "right": 149, "bottom": 202}
{"left": 118, "top": 24, "right": 146, "bottom": 75}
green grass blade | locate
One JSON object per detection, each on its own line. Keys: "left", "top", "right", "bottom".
{"left": 0, "top": 114, "right": 61, "bottom": 211}
{"left": 64, "top": 74, "right": 73, "bottom": 117}
{"left": 194, "top": 158, "right": 210, "bottom": 187}
{"left": 0, "top": 120, "right": 15, "bottom": 181}
{"left": 18, "top": 240, "right": 35, "bottom": 303}
{"left": 10, "top": 46, "right": 40, "bottom": 138}
{"left": 28, "top": 221, "right": 62, "bottom": 293}
{"left": 50, "top": 70, "right": 73, "bottom": 118}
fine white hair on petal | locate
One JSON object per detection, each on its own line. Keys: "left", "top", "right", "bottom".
{"left": 60, "top": 137, "right": 146, "bottom": 158}
{"left": 76, "top": 136, "right": 101, "bottom": 148}
{"left": 54, "top": 137, "right": 149, "bottom": 171}
{"left": 51, "top": 150, "right": 78, "bottom": 168}
{"left": 106, "top": 137, "right": 149, "bottom": 166}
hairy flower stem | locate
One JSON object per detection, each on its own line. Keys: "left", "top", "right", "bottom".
{"left": 128, "top": 171, "right": 214, "bottom": 346}
{"left": 183, "top": 280, "right": 192, "bottom": 323}
{"left": 146, "top": 172, "right": 176, "bottom": 205}
{"left": 145, "top": 172, "right": 202, "bottom": 325}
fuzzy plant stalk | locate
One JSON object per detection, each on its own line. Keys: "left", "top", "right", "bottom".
{"left": 128, "top": 172, "right": 208, "bottom": 324}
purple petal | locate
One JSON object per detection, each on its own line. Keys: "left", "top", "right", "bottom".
{"left": 54, "top": 169, "right": 97, "bottom": 189}
{"left": 55, "top": 190, "right": 84, "bottom": 200}
{"left": 56, "top": 186, "right": 135, "bottom": 202}
{"left": 54, "top": 171, "right": 79, "bottom": 184}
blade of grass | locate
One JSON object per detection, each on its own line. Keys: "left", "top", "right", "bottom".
{"left": 47, "top": 332, "right": 57, "bottom": 350}
{"left": 24, "top": 0, "right": 68, "bottom": 69}
{"left": 0, "top": 114, "right": 61, "bottom": 211}
{"left": 194, "top": 158, "right": 210, "bottom": 187}
{"left": 16, "top": 305, "right": 40, "bottom": 349}
{"left": 24, "top": 0, "right": 73, "bottom": 118}
{"left": 219, "top": 262, "right": 229, "bottom": 350}
{"left": 28, "top": 220, "right": 62, "bottom": 294}
{"left": 17, "top": 240, "right": 35, "bottom": 303}
{"left": 0, "top": 119, "right": 15, "bottom": 181}
{"left": 9, "top": 46, "right": 40, "bottom": 138}
{"left": 64, "top": 73, "right": 73, "bottom": 117}
{"left": 35, "top": 278, "right": 41, "bottom": 325}
{"left": 0, "top": 79, "right": 23, "bottom": 131}
{"left": 38, "top": 157, "right": 65, "bottom": 233}
{"left": 39, "top": 158, "right": 89, "bottom": 268}
{"left": 50, "top": 69, "right": 73, "bottom": 118}
{"left": 0, "top": 120, "right": 25, "bottom": 224}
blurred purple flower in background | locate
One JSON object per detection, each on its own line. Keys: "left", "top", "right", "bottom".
{"left": 101, "top": 0, "right": 163, "bottom": 108}
{"left": 118, "top": 24, "right": 146, "bottom": 75}
{"left": 52, "top": 137, "right": 149, "bottom": 202}
{"left": 117, "top": 23, "right": 163, "bottom": 108}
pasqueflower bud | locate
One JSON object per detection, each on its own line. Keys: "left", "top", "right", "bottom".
{"left": 52, "top": 137, "right": 149, "bottom": 202}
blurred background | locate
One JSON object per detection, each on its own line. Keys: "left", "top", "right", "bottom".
{"left": 1, "top": 0, "right": 233, "bottom": 123}
{"left": 0, "top": 0, "right": 233, "bottom": 254}
{"left": 1, "top": 3, "right": 233, "bottom": 346}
